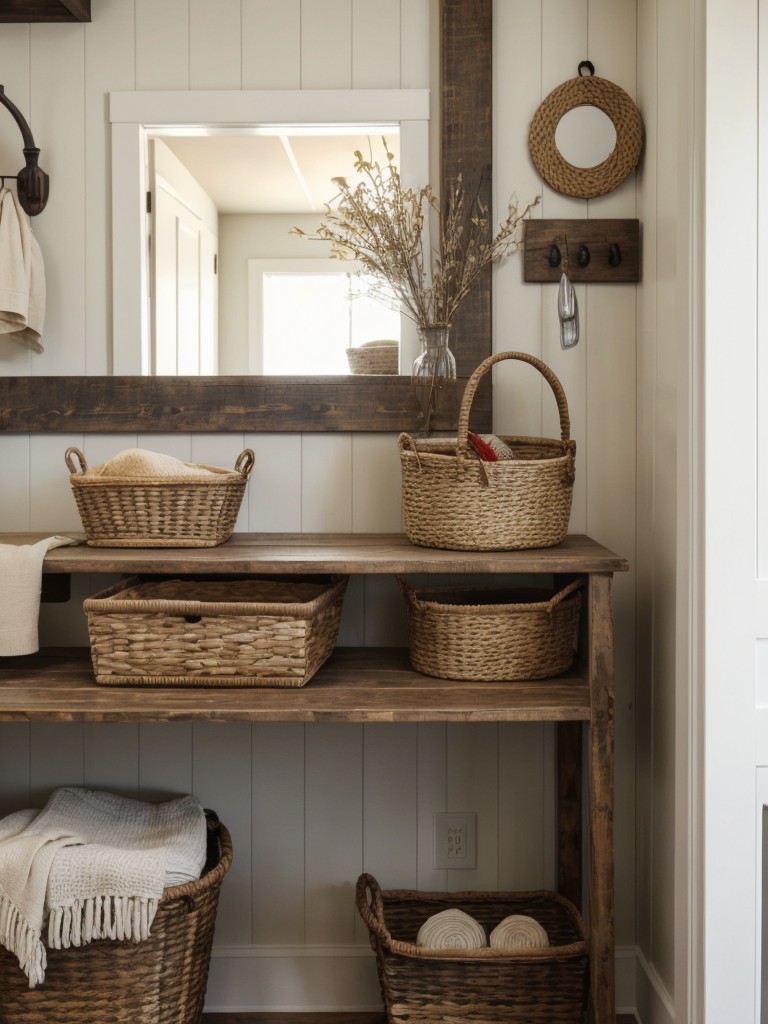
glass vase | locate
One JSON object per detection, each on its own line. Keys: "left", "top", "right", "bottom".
{"left": 411, "top": 324, "right": 457, "bottom": 431}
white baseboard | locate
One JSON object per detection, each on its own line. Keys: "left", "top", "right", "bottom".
{"left": 634, "top": 946, "right": 676, "bottom": 1024}
{"left": 203, "top": 943, "right": 649, "bottom": 1015}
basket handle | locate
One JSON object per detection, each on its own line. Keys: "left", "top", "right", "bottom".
{"left": 547, "top": 577, "right": 583, "bottom": 613}
{"left": 355, "top": 872, "right": 392, "bottom": 945}
{"left": 64, "top": 446, "right": 88, "bottom": 475}
{"left": 456, "top": 351, "right": 572, "bottom": 462}
{"left": 235, "top": 448, "right": 255, "bottom": 481}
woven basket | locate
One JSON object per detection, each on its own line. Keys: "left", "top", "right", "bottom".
{"left": 399, "top": 351, "right": 576, "bottom": 550}
{"left": 84, "top": 574, "right": 348, "bottom": 687}
{"left": 399, "top": 577, "right": 582, "bottom": 681}
{"left": 65, "top": 447, "right": 254, "bottom": 548}
{"left": 356, "top": 874, "right": 589, "bottom": 1024}
{"left": 347, "top": 342, "right": 399, "bottom": 374}
{"left": 0, "top": 816, "right": 233, "bottom": 1024}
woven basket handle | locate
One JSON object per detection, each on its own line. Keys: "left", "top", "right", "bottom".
{"left": 355, "top": 873, "right": 392, "bottom": 946}
{"left": 457, "top": 351, "right": 571, "bottom": 461}
{"left": 547, "top": 577, "right": 583, "bottom": 613}
{"left": 235, "top": 448, "right": 255, "bottom": 481}
{"left": 64, "top": 446, "right": 88, "bottom": 475}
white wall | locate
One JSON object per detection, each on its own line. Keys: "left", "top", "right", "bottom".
{"left": 0, "top": 0, "right": 640, "bottom": 1013}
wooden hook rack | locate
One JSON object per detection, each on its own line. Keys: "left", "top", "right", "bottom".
{"left": 523, "top": 219, "right": 640, "bottom": 283}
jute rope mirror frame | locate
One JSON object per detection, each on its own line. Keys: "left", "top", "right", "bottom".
{"left": 528, "top": 62, "right": 643, "bottom": 199}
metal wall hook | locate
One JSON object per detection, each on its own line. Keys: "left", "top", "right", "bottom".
{"left": 577, "top": 244, "right": 591, "bottom": 268}
{"left": 608, "top": 243, "right": 622, "bottom": 267}
{"left": 0, "top": 85, "right": 49, "bottom": 215}
{"left": 548, "top": 243, "right": 562, "bottom": 268}
{"left": 578, "top": 60, "right": 595, "bottom": 77}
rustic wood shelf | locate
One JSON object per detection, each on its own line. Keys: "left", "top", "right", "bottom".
{"left": 0, "top": 647, "right": 591, "bottom": 723}
{"left": 0, "top": 530, "right": 627, "bottom": 1024}
{"left": 0, "top": 0, "right": 90, "bottom": 21}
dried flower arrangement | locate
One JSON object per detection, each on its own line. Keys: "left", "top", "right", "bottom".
{"left": 292, "top": 141, "right": 540, "bottom": 329}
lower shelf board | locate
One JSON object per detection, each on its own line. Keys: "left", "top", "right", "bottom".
{"left": 0, "top": 647, "right": 590, "bottom": 724}
{"left": 201, "top": 1016, "right": 636, "bottom": 1023}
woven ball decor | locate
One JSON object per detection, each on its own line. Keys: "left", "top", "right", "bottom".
{"left": 528, "top": 68, "right": 643, "bottom": 199}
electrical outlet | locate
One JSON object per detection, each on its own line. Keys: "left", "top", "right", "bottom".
{"left": 433, "top": 811, "right": 477, "bottom": 869}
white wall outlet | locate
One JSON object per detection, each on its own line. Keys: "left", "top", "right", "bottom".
{"left": 433, "top": 811, "right": 477, "bottom": 869}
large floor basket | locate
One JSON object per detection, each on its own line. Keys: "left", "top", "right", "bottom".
{"left": 356, "top": 874, "right": 589, "bottom": 1024}
{"left": 399, "top": 351, "right": 576, "bottom": 550}
{"left": 65, "top": 447, "right": 254, "bottom": 548}
{"left": 0, "top": 816, "right": 233, "bottom": 1024}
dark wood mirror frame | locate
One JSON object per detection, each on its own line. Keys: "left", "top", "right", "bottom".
{"left": 0, "top": 0, "right": 491, "bottom": 434}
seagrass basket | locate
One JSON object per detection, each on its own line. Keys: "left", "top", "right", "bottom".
{"left": 356, "top": 874, "right": 589, "bottom": 1024}
{"left": 398, "top": 577, "right": 582, "bottom": 681}
{"left": 346, "top": 340, "right": 399, "bottom": 374}
{"left": 65, "top": 447, "right": 254, "bottom": 548}
{"left": 84, "top": 574, "right": 348, "bottom": 687}
{"left": 399, "top": 351, "right": 576, "bottom": 550}
{"left": 0, "top": 816, "right": 233, "bottom": 1024}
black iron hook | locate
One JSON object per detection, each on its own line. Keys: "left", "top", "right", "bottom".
{"left": 0, "top": 85, "right": 49, "bottom": 216}
{"left": 578, "top": 60, "right": 595, "bottom": 77}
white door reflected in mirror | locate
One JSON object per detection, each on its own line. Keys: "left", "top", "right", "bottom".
{"left": 554, "top": 106, "right": 616, "bottom": 168}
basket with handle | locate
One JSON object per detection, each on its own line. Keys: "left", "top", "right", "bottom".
{"left": 356, "top": 873, "right": 589, "bottom": 1024}
{"left": 398, "top": 351, "right": 576, "bottom": 550}
{"left": 398, "top": 576, "right": 582, "bottom": 681}
{"left": 65, "top": 447, "right": 254, "bottom": 548}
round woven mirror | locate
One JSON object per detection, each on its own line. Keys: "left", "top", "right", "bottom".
{"left": 528, "top": 63, "right": 643, "bottom": 199}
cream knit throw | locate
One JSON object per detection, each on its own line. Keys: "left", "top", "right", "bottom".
{"left": 0, "top": 535, "right": 79, "bottom": 656}
{"left": 0, "top": 788, "right": 207, "bottom": 988}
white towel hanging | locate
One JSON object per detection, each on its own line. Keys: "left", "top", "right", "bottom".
{"left": 0, "top": 186, "right": 46, "bottom": 352}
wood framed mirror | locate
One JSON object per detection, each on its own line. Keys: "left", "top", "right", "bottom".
{"left": 0, "top": 0, "right": 491, "bottom": 433}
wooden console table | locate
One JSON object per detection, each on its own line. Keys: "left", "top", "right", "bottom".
{"left": 0, "top": 532, "right": 628, "bottom": 1024}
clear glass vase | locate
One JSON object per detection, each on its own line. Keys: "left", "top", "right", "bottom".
{"left": 411, "top": 324, "right": 457, "bottom": 431}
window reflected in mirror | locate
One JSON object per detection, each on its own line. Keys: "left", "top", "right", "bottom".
{"left": 147, "top": 128, "right": 402, "bottom": 376}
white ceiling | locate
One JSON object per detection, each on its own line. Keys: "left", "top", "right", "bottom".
{"left": 158, "top": 131, "right": 400, "bottom": 215}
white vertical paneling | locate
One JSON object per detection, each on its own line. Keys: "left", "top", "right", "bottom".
{"left": 252, "top": 723, "right": 306, "bottom": 944}
{"left": 244, "top": 432, "right": 302, "bottom": 534}
{"left": 0, "top": 436, "right": 30, "bottom": 528}
{"left": 352, "top": 0, "right": 400, "bottom": 88}
{"left": 190, "top": 0, "right": 242, "bottom": 89}
{"left": 336, "top": 576, "right": 365, "bottom": 645}
{"left": 111, "top": 121, "right": 146, "bottom": 375}
{"left": 305, "top": 724, "right": 362, "bottom": 942}
{"left": 417, "top": 722, "right": 447, "bottom": 890}
{"left": 399, "top": 0, "right": 431, "bottom": 89}
{"left": 83, "top": 723, "right": 139, "bottom": 797}
{"left": 300, "top": 0, "right": 352, "bottom": 88}
{"left": 30, "top": 435, "right": 83, "bottom": 533}
{"left": 39, "top": 571, "right": 90, "bottom": 647}
{"left": 301, "top": 434, "right": 353, "bottom": 532}
{"left": 363, "top": 576, "right": 407, "bottom": 645}
{"left": 138, "top": 723, "right": 194, "bottom": 800}
{"left": 351, "top": 434, "right": 402, "bottom": 532}
{"left": 135, "top": 0, "right": 189, "bottom": 89}
{"left": 0, "top": 723, "right": 31, "bottom": 813}
{"left": 84, "top": 0, "right": 134, "bottom": 375}
{"left": 446, "top": 723, "right": 499, "bottom": 891}
{"left": 191, "top": 434, "right": 250, "bottom": 532}
{"left": 30, "top": 723, "right": 84, "bottom": 805}
{"left": 192, "top": 722, "right": 253, "bottom": 945}
{"left": 242, "top": 0, "right": 301, "bottom": 89}
{"left": 498, "top": 723, "right": 553, "bottom": 890}
{"left": 31, "top": 24, "right": 86, "bottom": 376}
{"left": 136, "top": 433, "right": 192, "bottom": 462}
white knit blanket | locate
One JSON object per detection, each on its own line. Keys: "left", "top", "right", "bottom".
{"left": 0, "top": 788, "right": 207, "bottom": 988}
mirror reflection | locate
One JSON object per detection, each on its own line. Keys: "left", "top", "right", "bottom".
{"left": 148, "top": 128, "right": 401, "bottom": 376}
{"left": 554, "top": 106, "right": 616, "bottom": 168}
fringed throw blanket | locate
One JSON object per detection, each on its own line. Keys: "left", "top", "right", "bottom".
{"left": 0, "top": 787, "right": 207, "bottom": 987}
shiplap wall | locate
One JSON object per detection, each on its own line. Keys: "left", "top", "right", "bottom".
{"left": 0, "top": 0, "right": 639, "bottom": 1012}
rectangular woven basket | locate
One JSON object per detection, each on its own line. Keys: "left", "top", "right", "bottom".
{"left": 65, "top": 447, "right": 254, "bottom": 548}
{"left": 399, "top": 577, "right": 582, "bottom": 681}
{"left": 0, "top": 815, "right": 232, "bottom": 1024}
{"left": 84, "top": 574, "right": 348, "bottom": 687}
{"left": 399, "top": 352, "right": 576, "bottom": 550}
{"left": 356, "top": 874, "right": 589, "bottom": 1024}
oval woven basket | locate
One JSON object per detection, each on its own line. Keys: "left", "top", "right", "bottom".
{"left": 0, "top": 817, "right": 233, "bottom": 1024}
{"left": 399, "top": 351, "right": 576, "bottom": 551}
{"left": 399, "top": 577, "right": 582, "bottom": 681}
